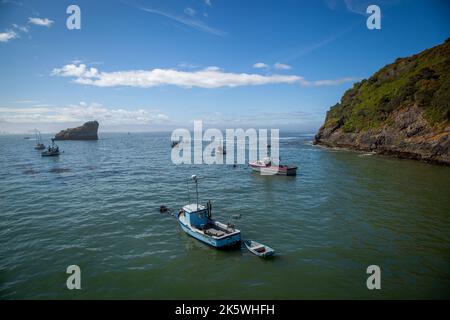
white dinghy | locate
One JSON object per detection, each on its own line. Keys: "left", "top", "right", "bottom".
{"left": 244, "top": 240, "right": 274, "bottom": 258}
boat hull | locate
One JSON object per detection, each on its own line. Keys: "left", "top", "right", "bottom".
{"left": 41, "top": 152, "right": 59, "bottom": 157}
{"left": 178, "top": 219, "right": 241, "bottom": 248}
{"left": 250, "top": 164, "right": 297, "bottom": 176}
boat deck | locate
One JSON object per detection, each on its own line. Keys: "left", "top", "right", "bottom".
{"left": 204, "top": 227, "right": 226, "bottom": 237}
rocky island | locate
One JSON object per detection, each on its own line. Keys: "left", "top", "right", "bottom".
{"left": 54, "top": 121, "right": 99, "bottom": 140}
{"left": 314, "top": 39, "right": 450, "bottom": 165}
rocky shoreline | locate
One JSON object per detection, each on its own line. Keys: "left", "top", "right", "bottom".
{"left": 314, "top": 105, "right": 450, "bottom": 165}
{"left": 314, "top": 39, "right": 450, "bottom": 166}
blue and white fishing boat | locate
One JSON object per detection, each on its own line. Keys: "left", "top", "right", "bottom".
{"left": 178, "top": 175, "right": 241, "bottom": 248}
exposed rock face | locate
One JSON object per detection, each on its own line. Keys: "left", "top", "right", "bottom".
{"left": 54, "top": 121, "right": 99, "bottom": 140}
{"left": 314, "top": 39, "right": 450, "bottom": 165}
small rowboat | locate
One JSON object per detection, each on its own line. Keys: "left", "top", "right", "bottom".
{"left": 244, "top": 240, "right": 274, "bottom": 258}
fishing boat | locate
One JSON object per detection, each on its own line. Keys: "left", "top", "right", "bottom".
{"left": 41, "top": 139, "right": 60, "bottom": 157}
{"left": 244, "top": 240, "right": 275, "bottom": 258}
{"left": 249, "top": 157, "right": 297, "bottom": 176}
{"left": 171, "top": 141, "right": 180, "bottom": 148}
{"left": 177, "top": 175, "right": 241, "bottom": 248}
{"left": 34, "top": 130, "right": 46, "bottom": 150}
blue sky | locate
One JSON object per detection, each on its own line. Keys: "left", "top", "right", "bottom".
{"left": 0, "top": 0, "right": 449, "bottom": 133}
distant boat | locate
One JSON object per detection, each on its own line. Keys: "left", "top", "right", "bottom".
{"left": 34, "top": 130, "right": 46, "bottom": 150}
{"left": 249, "top": 157, "right": 297, "bottom": 176}
{"left": 177, "top": 175, "right": 241, "bottom": 248}
{"left": 244, "top": 240, "right": 274, "bottom": 258}
{"left": 41, "top": 139, "right": 60, "bottom": 157}
{"left": 217, "top": 140, "right": 226, "bottom": 154}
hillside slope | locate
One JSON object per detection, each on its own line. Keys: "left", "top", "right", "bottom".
{"left": 314, "top": 39, "right": 450, "bottom": 165}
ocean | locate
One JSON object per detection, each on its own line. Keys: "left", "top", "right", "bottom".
{"left": 0, "top": 132, "right": 449, "bottom": 299}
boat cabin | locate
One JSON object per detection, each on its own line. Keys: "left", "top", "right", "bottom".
{"left": 182, "top": 204, "right": 210, "bottom": 228}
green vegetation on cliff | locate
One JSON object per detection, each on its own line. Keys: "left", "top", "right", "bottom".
{"left": 324, "top": 39, "right": 450, "bottom": 133}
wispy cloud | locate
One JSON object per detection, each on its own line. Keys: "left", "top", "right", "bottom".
{"left": 253, "top": 62, "right": 291, "bottom": 70}
{"left": 136, "top": 6, "right": 226, "bottom": 36}
{"left": 1, "top": 17, "right": 52, "bottom": 44}
{"left": 0, "top": 30, "right": 18, "bottom": 42}
{"left": 184, "top": 7, "right": 196, "bottom": 17}
{"left": 13, "top": 100, "right": 40, "bottom": 104}
{"left": 253, "top": 62, "right": 269, "bottom": 69}
{"left": 178, "top": 62, "right": 200, "bottom": 69}
{"left": 28, "top": 17, "right": 54, "bottom": 27}
{"left": 310, "top": 77, "right": 356, "bottom": 86}
{"left": 52, "top": 63, "right": 356, "bottom": 89}
{"left": 274, "top": 62, "right": 291, "bottom": 70}
{"left": 279, "top": 25, "right": 355, "bottom": 62}
{"left": 0, "top": 0, "right": 23, "bottom": 6}
{"left": 12, "top": 24, "right": 29, "bottom": 33}
{"left": 203, "top": 0, "right": 212, "bottom": 6}
{"left": 326, "top": 0, "right": 395, "bottom": 16}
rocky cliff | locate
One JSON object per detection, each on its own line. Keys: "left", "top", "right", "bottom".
{"left": 54, "top": 121, "right": 99, "bottom": 140}
{"left": 314, "top": 39, "right": 450, "bottom": 165}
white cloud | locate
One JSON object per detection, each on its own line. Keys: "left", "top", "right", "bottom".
{"left": 52, "top": 64, "right": 99, "bottom": 78}
{"left": 52, "top": 63, "right": 356, "bottom": 89}
{"left": 204, "top": 0, "right": 212, "bottom": 6}
{"left": 253, "top": 62, "right": 269, "bottom": 69}
{"left": 184, "top": 7, "right": 196, "bottom": 17}
{"left": 28, "top": 17, "right": 54, "bottom": 27}
{"left": 0, "top": 102, "right": 169, "bottom": 125}
{"left": 0, "top": 30, "right": 18, "bottom": 42}
{"left": 274, "top": 62, "right": 291, "bottom": 70}
{"left": 53, "top": 64, "right": 304, "bottom": 89}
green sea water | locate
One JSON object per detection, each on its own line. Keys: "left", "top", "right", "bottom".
{"left": 0, "top": 132, "right": 449, "bottom": 299}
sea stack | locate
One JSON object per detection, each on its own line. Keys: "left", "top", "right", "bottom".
{"left": 314, "top": 39, "right": 450, "bottom": 165}
{"left": 54, "top": 121, "right": 99, "bottom": 141}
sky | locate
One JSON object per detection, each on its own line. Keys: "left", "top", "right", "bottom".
{"left": 0, "top": 0, "right": 449, "bottom": 133}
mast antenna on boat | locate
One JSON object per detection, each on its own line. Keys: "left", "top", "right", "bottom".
{"left": 186, "top": 179, "right": 191, "bottom": 204}
{"left": 191, "top": 175, "right": 199, "bottom": 210}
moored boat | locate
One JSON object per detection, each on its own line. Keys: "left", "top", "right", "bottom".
{"left": 244, "top": 240, "right": 275, "bottom": 258}
{"left": 177, "top": 175, "right": 241, "bottom": 248}
{"left": 171, "top": 141, "right": 180, "bottom": 148}
{"left": 41, "top": 139, "right": 60, "bottom": 157}
{"left": 249, "top": 158, "right": 297, "bottom": 176}
{"left": 34, "top": 130, "right": 46, "bottom": 150}
{"left": 217, "top": 140, "right": 226, "bottom": 154}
